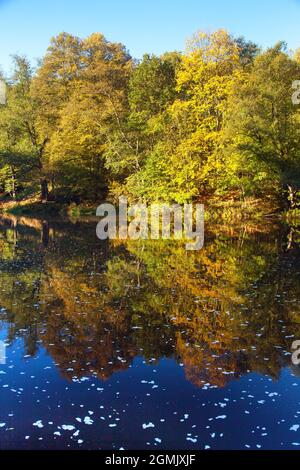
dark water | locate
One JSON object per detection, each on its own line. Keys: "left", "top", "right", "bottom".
{"left": 0, "top": 214, "right": 300, "bottom": 450}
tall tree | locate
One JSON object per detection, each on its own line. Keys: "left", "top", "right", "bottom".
{"left": 223, "top": 42, "right": 300, "bottom": 207}
{"left": 48, "top": 33, "right": 132, "bottom": 200}
{"left": 0, "top": 56, "right": 47, "bottom": 200}
{"left": 104, "top": 52, "right": 180, "bottom": 199}
{"left": 128, "top": 30, "right": 241, "bottom": 203}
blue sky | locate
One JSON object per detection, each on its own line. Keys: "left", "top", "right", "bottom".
{"left": 1, "top": 0, "right": 300, "bottom": 74}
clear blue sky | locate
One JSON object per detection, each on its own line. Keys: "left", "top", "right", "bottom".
{"left": 1, "top": 0, "right": 300, "bottom": 74}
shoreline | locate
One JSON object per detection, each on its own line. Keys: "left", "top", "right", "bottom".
{"left": 0, "top": 197, "right": 298, "bottom": 224}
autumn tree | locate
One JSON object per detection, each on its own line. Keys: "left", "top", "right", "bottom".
{"left": 126, "top": 30, "right": 241, "bottom": 203}
{"left": 47, "top": 33, "right": 132, "bottom": 200}
{"left": 223, "top": 42, "right": 300, "bottom": 207}
{"left": 104, "top": 52, "right": 180, "bottom": 200}
{"left": 0, "top": 56, "right": 47, "bottom": 199}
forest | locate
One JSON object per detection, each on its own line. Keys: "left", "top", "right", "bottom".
{"left": 1, "top": 29, "right": 300, "bottom": 216}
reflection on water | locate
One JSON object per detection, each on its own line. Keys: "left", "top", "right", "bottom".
{"left": 0, "top": 214, "right": 300, "bottom": 449}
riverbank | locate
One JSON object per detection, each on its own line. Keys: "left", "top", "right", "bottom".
{"left": 0, "top": 196, "right": 96, "bottom": 217}
{"left": 0, "top": 195, "right": 298, "bottom": 223}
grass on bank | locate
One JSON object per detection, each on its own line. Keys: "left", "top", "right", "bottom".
{"left": 0, "top": 194, "right": 287, "bottom": 222}
{"left": 0, "top": 195, "right": 96, "bottom": 217}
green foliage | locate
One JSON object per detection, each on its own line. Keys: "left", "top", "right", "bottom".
{"left": 0, "top": 30, "right": 300, "bottom": 211}
{"left": 222, "top": 43, "right": 300, "bottom": 205}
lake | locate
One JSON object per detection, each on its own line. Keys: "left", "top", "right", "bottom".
{"left": 0, "top": 214, "right": 300, "bottom": 450}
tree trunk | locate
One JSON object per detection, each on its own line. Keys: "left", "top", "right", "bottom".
{"left": 41, "top": 221, "right": 49, "bottom": 247}
{"left": 287, "top": 184, "right": 297, "bottom": 209}
{"left": 10, "top": 167, "right": 16, "bottom": 200}
{"left": 40, "top": 178, "right": 49, "bottom": 202}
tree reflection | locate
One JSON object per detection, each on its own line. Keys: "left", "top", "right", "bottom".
{"left": 0, "top": 214, "right": 299, "bottom": 388}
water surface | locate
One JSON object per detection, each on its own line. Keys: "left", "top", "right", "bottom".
{"left": 0, "top": 214, "right": 300, "bottom": 450}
